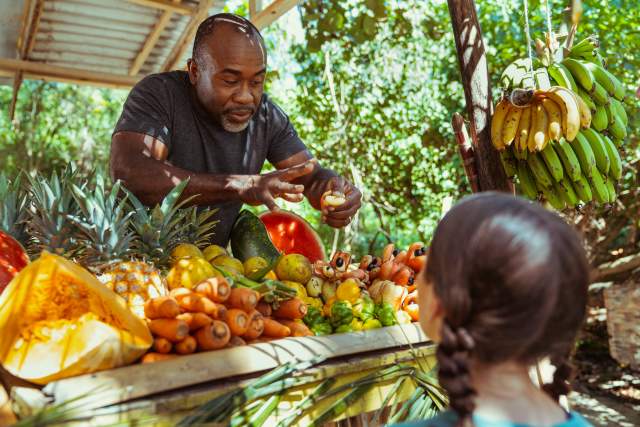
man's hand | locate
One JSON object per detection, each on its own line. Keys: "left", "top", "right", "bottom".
{"left": 235, "top": 160, "right": 316, "bottom": 211}
{"left": 321, "top": 177, "right": 362, "bottom": 228}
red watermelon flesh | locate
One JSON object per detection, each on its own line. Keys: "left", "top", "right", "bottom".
{"left": 0, "top": 231, "right": 29, "bottom": 295}
{"left": 259, "top": 211, "right": 326, "bottom": 263}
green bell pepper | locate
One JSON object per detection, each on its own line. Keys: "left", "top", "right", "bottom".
{"left": 353, "top": 295, "right": 375, "bottom": 321}
{"left": 303, "top": 306, "right": 324, "bottom": 327}
{"left": 330, "top": 300, "right": 353, "bottom": 326}
{"left": 375, "top": 302, "right": 397, "bottom": 327}
{"left": 335, "top": 324, "right": 354, "bottom": 334}
{"left": 311, "top": 321, "right": 333, "bottom": 336}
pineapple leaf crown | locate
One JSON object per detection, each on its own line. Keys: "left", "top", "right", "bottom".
{"left": 0, "top": 172, "right": 30, "bottom": 247}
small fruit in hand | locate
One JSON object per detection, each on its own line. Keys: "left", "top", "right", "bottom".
{"left": 321, "top": 191, "right": 346, "bottom": 209}
{"left": 275, "top": 254, "right": 312, "bottom": 284}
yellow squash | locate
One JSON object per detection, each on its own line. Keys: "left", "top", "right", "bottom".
{"left": 0, "top": 252, "right": 152, "bottom": 385}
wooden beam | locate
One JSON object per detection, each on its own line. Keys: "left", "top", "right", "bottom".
{"left": 24, "top": 0, "right": 44, "bottom": 58}
{"left": 10, "top": 0, "right": 37, "bottom": 121}
{"left": 161, "top": 0, "right": 213, "bottom": 72}
{"left": 129, "top": 0, "right": 179, "bottom": 75}
{"left": 447, "top": 0, "right": 511, "bottom": 192}
{"left": 249, "top": 0, "right": 262, "bottom": 20}
{"left": 124, "top": 0, "right": 195, "bottom": 15}
{"left": 252, "top": 0, "right": 299, "bottom": 30}
{"left": 0, "top": 58, "right": 140, "bottom": 89}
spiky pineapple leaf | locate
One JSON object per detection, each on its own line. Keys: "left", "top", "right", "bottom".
{"left": 0, "top": 172, "right": 30, "bottom": 247}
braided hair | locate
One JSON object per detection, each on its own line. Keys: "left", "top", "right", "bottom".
{"left": 424, "top": 193, "right": 589, "bottom": 426}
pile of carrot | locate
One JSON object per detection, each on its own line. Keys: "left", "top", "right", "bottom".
{"left": 141, "top": 277, "right": 314, "bottom": 364}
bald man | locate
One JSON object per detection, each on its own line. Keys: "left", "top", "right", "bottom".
{"left": 111, "top": 13, "right": 361, "bottom": 247}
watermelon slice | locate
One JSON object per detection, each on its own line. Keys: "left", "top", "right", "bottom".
{"left": 0, "top": 231, "right": 29, "bottom": 295}
{"left": 259, "top": 211, "right": 326, "bottom": 263}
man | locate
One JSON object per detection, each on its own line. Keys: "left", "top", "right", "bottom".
{"left": 110, "top": 13, "right": 361, "bottom": 247}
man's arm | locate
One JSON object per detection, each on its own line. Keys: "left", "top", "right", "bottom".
{"left": 110, "top": 131, "right": 313, "bottom": 209}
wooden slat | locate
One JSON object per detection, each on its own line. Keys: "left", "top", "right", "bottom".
{"left": 129, "top": 0, "right": 179, "bottom": 75}
{"left": 124, "top": 0, "right": 196, "bottom": 15}
{"left": 161, "top": 0, "right": 213, "bottom": 71}
{"left": 24, "top": 0, "right": 45, "bottom": 58}
{"left": 0, "top": 58, "right": 139, "bottom": 88}
{"left": 249, "top": 0, "right": 262, "bottom": 19}
{"left": 42, "top": 324, "right": 428, "bottom": 409}
{"left": 251, "top": 0, "right": 299, "bottom": 30}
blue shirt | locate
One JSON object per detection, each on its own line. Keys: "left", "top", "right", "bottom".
{"left": 392, "top": 409, "right": 593, "bottom": 427}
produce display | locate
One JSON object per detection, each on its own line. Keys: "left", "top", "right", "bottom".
{"left": 493, "top": 35, "right": 628, "bottom": 209}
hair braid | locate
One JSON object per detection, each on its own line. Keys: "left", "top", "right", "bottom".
{"left": 542, "top": 356, "right": 574, "bottom": 402}
{"left": 436, "top": 322, "right": 476, "bottom": 426}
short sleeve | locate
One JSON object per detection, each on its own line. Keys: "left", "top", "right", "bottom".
{"left": 113, "top": 74, "right": 173, "bottom": 149}
{"left": 265, "top": 97, "right": 308, "bottom": 164}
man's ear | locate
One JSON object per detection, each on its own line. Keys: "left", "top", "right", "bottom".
{"left": 187, "top": 58, "right": 198, "bottom": 85}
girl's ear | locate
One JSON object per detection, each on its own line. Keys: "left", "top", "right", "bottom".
{"left": 418, "top": 278, "right": 445, "bottom": 343}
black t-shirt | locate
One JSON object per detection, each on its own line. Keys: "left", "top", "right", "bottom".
{"left": 113, "top": 71, "right": 307, "bottom": 247}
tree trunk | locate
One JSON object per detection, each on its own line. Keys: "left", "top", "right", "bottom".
{"left": 447, "top": 0, "right": 512, "bottom": 193}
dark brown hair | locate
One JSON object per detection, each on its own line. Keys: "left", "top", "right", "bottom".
{"left": 424, "top": 192, "right": 589, "bottom": 425}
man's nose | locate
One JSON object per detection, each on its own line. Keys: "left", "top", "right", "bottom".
{"left": 234, "top": 82, "right": 254, "bottom": 105}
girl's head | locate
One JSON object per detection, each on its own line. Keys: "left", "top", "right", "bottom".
{"left": 417, "top": 193, "right": 589, "bottom": 420}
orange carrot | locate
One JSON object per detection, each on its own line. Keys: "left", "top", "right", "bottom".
{"left": 278, "top": 319, "right": 313, "bottom": 337}
{"left": 256, "top": 300, "right": 272, "bottom": 317}
{"left": 227, "top": 288, "right": 259, "bottom": 312}
{"left": 212, "top": 303, "right": 228, "bottom": 320}
{"left": 262, "top": 318, "right": 291, "bottom": 338}
{"left": 273, "top": 298, "right": 307, "bottom": 320}
{"left": 153, "top": 337, "right": 173, "bottom": 354}
{"left": 195, "top": 277, "right": 231, "bottom": 303}
{"left": 242, "top": 310, "right": 264, "bottom": 340}
{"left": 175, "top": 335, "right": 197, "bottom": 355}
{"left": 169, "top": 288, "right": 192, "bottom": 299}
{"left": 141, "top": 352, "right": 177, "bottom": 364}
{"left": 176, "top": 293, "right": 217, "bottom": 316}
{"left": 149, "top": 318, "right": 189, "bottom": 342}
{"left": 228, "top": 336, "right": 247, "bottom": 347}
{"left": 144, "top": 296, "right": 180, "bottom": 319}
{"left": 195, "top": 321, "right": 231, "bottom": 351}
{"left": 177, "top": 312, "right": 213, "bottom": 331}
{"left": 224, "top": 308, "right": 249, "bottom": 336}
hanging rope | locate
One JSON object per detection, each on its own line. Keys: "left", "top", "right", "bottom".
{"left": 543, "top": 0, "right": 554, "bottom": 41}
{"left": 523, "top": 0, "right": 535, "bottom": 86}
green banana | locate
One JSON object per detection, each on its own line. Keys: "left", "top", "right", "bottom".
{"left": 554, "top": 139, "right": 582, "bottom": 182}
{"left": 577, "top": 87, "right": 597, "bottom": 112}
{"left": 541, "top": 183, "right": 566, "bottom": 210}
{"left": 517, "top": 161, "right": 538, "bottom": 200}
{"left": 604, "top": 102, "right": 616, "bottom": 126}
{"left": 570, "top": 36, "right": 599, "bottom": 55}
{"left": 610, "top": 98, "right": 628, "bottom": 127}
{"left": 591, "top": 82, "right": 610, "bottom": 105}
{"left": 500, "top": 149, "right": 517, "bottom": 178}
{"left": 605, "top": 176, "right": 617, "bottom": 203}
{"left": 513, "top": 144, "right": 528, "bottom": 160}
{"left": 540, "top": 143, "right": 564, "bottom": 182}
{"left": 602, "top": 134, "right": 622, "bottom": 180}
{"left": 608, "top": 114, "right": 627, "bottom": 140}
{"left": 557, "top": 179, "right": 579, "bottom": 208}
{"left": 592, "top": 105, "right": 608, "bottom": 131}
{"left": 584, "top": 62, "right": 625, "bottom": 100}
{"left": 581, "top": 129, "right": 610, "bottom": 175}
{"left": 570, "top": 132, "right": 597, "bottom": 178}
{"left": 527, "top": 152, "right": 554, "bottom": 189}
{"left": 611, "top": 138, "right": 623, "bottom": 148}
{"left": 548, "top": 63, "right": 578, "bottom": 92}
{"left": 562, "top": 58, "right": 595, "bottom": 92}
{"left": 573, "top": 174, "right": 593, "bottom": 203}
{"left": 589, "top": 168, "right": 610, "bottom": 205}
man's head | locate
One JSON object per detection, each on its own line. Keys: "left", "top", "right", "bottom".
{"left": 188, "top": 14, "right": 267, "bottom": 132}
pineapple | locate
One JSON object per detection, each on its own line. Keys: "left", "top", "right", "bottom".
{"left": 177, "top": 206, "right": 219, "bottom": 249}
{"left": 0, "top": 172, "right": 30, "bottom": 250}
{"left": 70, "top": 175, "right": 167, "bottom": 318}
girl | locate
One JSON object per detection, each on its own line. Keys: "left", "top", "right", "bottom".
{"left": 402, "top": 193, "right": 592, "bottom": 426}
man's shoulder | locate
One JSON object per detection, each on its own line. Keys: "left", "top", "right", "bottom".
{"left": 134, "top": 70, "right": 189, "bottom": 92}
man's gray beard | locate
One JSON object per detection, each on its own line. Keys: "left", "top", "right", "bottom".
{"left": 222, "top": 116, "right": 250, "bottom": 133}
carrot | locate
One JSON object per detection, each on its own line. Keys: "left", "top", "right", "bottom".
{"left": 227, "top": 288, "right": 259, "bottom": 312}
{"left": 141, "top": 352, "right": 177, "bottom": 364}
{"left": 195, "top": 277, "right": 231, "bottom": 303}
{"left": 242, "top": 310, "right": 264, "bottom": 340}
{"left": 228, "top": 336, "right": 247, "bottom": 347}
{"left": 195, "top": 320, "right": 231, "bottom": 351}
{"left": 256, "top": 300, "right": 272, "bottom": 317}
{"left": 177, "top": 312, "right": 213, "bottom": 331}
{"left": 262, "top": 318, "right": 291, "bottom": 338}
{"left": 144, "top": 296, "right": 180, "bottom": 319}
{"left": 224, "top": 308, "right": 249, "bottom": 336}
{"left": 149, "top": 318, "right": 189, "bottom": 342}
{"left": 273, "top": 298, "right": 307, "bottom": 320}
{"left": 278, "top": 319, "right": 313, "bottom": 337}
{"left": 175, "top": 335, "right": 197, "bottom": 355}
{"left": 175, "top": 293, "right": 217, "bottom": 316}
{"left": 169, "top": 287, "right": 192, "bottom": 299}
{"left": 153, "top": 337, "right": 173, "bottom": 354}
{"left": 212, "top": 303, "right": 228, "bottom": 320}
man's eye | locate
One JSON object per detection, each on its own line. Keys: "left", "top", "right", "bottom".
{"left": 224, "top": 80, "right": 238, "bottom": 85}
{"left": 252, "top": 80, "right": 264, "bottom": 86}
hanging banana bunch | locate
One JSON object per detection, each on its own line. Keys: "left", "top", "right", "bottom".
{"left": 494, "top": 34, "right": 627, "bottom": 210}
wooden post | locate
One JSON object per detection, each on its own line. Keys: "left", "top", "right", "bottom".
{"left": 447, "top": 0, "right": 512, "bottom": 193}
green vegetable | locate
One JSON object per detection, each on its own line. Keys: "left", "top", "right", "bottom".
{"left": 311, "top": 321, "right": 332, "bottom": 336}
{"left": 303, "top": 306, "right": 324, "bottom": 327}
{"left": 353, "top": 295, "right": 375, "bottom": 321}
{"left": 362, "top": 318, "right": 382, "bottom": 330}
{"left": 330, "top": 300, "right": 353, "bottom": 326}
{"left": 375, "top": 302, "right": 397, "bottom": 327}
{"left": 335, "top": 324, "right": 353, "bottom": 334}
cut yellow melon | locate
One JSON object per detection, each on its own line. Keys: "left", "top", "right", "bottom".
{"left": 0, "top": 252, "right": 152, "bottom": 384}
